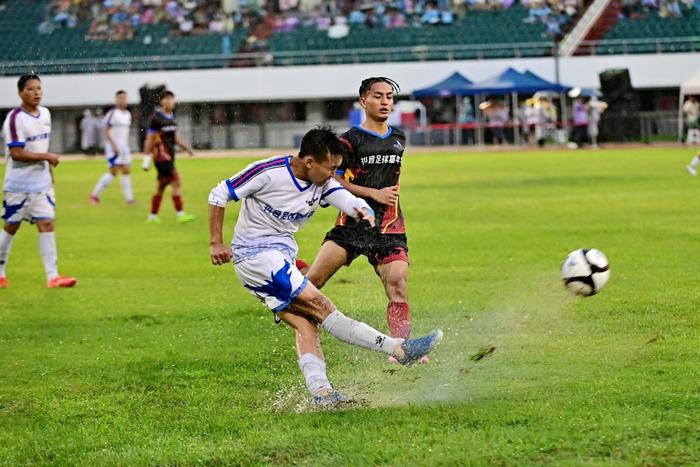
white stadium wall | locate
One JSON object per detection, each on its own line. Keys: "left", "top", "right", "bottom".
{"left": 1, "top": 53, "right": 699, "bottom": 108}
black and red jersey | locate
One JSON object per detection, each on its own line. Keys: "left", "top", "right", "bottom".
{"left": 336, "top": 125, "right": 406, "bottom": 234}
{"left": 148, "top": 110, "right": 177, "bottom": 163}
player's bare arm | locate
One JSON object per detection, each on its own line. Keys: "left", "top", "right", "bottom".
{"left": 335, "top": 176, "right": 398, "bottom": 205}
{"left": 175, "top": 135, "right": 194, "bottom": 156}
{"left": 208, "top": 204, "right": 232, "bottom": 265}
{"left": 9, "top": 146, "right": 59, "bottom": 167}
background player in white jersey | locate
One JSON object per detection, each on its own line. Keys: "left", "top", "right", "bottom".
{"left": 208, "top": 127, "right": 442, "bottom": 405}
{"left": 0, "top": 74, "right": 77, "bottom": 289}
{"left": 89, "top": 90, "right": 134, "bottom": 204}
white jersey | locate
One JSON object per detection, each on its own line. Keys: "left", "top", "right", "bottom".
{"left": 2, "top": 106, "right": 52, "bottom": 193}
{"left": 103, "top": 107, "right": 132, "bottom": 155}
{"left": 208, "top": 155, "right": 371, "bottom": 261}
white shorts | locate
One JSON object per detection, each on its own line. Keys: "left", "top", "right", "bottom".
{"left": 2, "top": 189, "right": 56, "bottom": 224}
{"left": 106, "top": 146, "right": 132, "bottom": 167}
{"left": 234, "top": 249, "right": 308, "bottom": 313}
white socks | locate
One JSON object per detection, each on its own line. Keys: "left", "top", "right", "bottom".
{"left": 119, "top": 175, "right": 133, "bottom": 202}
{"left": 298, "top": 353, "right": 332, "bottom": 396}
{"left": 691, "top": 155, "right": 700, "bottom": 169}
{"left": 321, "top": 310, "right": 401, "bottom": 355}
{"left": 93, "top": 173, "right": 133, "bottom": 202}
{"left": 38, "top": 232, "right": 58, "bottom": 280}
{"left": 92, "top": 172, "right": 114, "bottom": 197}
{"left": 0, "top": 230, "right": 14, "bottom": 277}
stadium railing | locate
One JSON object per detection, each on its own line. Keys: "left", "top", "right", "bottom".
{"left": 2, "top": 36, "right": 696, "bottom": 76}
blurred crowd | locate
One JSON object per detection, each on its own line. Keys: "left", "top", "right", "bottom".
{"left": 522, "top": 0, "right": 583, "bottom": 37}
{"left": 619, "top": 0, "right": 700, "bottom": 19}
{"left": 39, "top": 0, "right": 588, "bottom": 42}
{"left": 41, "top": 0, "right": 232, "bottom": 40}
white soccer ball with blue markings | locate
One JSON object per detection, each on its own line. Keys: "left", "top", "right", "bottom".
{"left": 561, "top": 249, "right": 610, "bottom": 296}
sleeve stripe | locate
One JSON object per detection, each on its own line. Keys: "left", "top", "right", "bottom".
{"left": 105, "top": 109, "right": 114, "bottom": 126}
{"left": 225, "top": 179, "right": 239, "bottom": 202}
{"left": 335, "top": 169, "right": 346, "bottom": 176}
{"left": 229, "top": 158, "right": 286, "bottom": 189}
{"left": 7, "top": 141, "right": 25, "bottom": 148}
{"left": 9, "top": 108, "right": 22, "bottom": 142}
{"left": 321, "top": 186, "right": 345, "bottom": 199}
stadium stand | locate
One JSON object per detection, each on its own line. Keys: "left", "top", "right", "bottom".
{"left": 0, "top": 0, "right": 695, "bottom": 74}
{"left": 597, "top": 3, "right": 700, "bottom": 54}
{"left": 0, "top": 0, "right": 563, "bottom": 73}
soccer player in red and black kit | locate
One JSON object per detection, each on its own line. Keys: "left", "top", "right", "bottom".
{"left": 304, "top": 77, "right": 426, "bottom": 363}
{"left": 142, "top": 90, "right": 196, "bottom": 224}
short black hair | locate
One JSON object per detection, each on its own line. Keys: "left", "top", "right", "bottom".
{"left": 18, "top": 73, "right": 41, "bottom": 91}
{"left": 116, "top": 90, "right": 126, "bottom": 96}
{"left": 160, "top": 90, "right": 175, "bottom": 101}
{"left": 299, "top": 126, "right": 346, "bottom": 163}
{"left": 359, "top": 77, "right": 400, "bottom": 97}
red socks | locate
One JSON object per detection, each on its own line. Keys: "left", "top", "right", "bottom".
{"left": 172, "top": 195, "right": 183, "bottom": 212}
{"left": 387, "top": 302, "right": 411, "bottom": 339}
{"left": 151, "top": 195, "right": 162, "bottom": 215}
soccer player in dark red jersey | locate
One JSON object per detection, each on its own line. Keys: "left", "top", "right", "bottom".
{"left": 304, "top": 77, "right": 425, "bottom": 363}
{"left": 142, "top": 90, "right": 196, "bottom": 224}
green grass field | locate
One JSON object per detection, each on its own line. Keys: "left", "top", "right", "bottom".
{"left": 2, "top": 147, "right": 700, "bottom": 465}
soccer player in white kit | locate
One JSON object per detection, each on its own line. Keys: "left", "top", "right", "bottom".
{"left": 0, "top": 74, "right": 77, "bottom": 289}
{"left": 208, "top": 127, "right": 442, "bottom": 405}
{"left": 89, "top": 90, "right": 134, "bottom": 204}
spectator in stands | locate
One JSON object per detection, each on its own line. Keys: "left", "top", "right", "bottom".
{"left": 421, "top": 1, "right": 442, "bottom": 24}
{"left": 384, "top": 5, "right": 408, "bottom": 27}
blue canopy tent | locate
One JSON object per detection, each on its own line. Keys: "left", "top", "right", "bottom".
{"left": 412, "top": 72, "right": 474, "bottom": 98}
{"left": 412, "top": 72, "right": 474, "bottom": 144}
{"left": 462, "top": 68, "right": 571, "bottom": 145}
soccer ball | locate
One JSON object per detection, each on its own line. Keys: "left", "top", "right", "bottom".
{"left": 561, "top": 249, "right": 610, "bottom": 296}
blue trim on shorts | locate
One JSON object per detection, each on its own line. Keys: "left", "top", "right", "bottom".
{"left": 107, "top": 154, "right": 118, "bottom": 167}
{"left": 46, "top": 194, "right": 55, "bottom": 207}
{"left": 271, "top": 276, "right": 309, "bottom": 313}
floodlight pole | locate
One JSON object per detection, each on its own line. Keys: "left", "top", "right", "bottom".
{"left": 553, "top": 38, "right": 569, "bottom": 142}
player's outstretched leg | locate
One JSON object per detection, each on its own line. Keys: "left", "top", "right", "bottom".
{"left": 147, "top": 179, "right": 167, "bottom": 223}
{"left": 304, "top": 240, "right": 348, "bottom": 290}
{"left": 0, "top": 223, "right": 20, "bottom": 288}
{"left": 686, "top": 153, "right": 700, "bottom": 176}
{"left": 277, "top": 310, "right": 349, "bottom": 406}
{"left": 90, "top": 170, "right": 116, "bottom": 204}
{"left": 119, "top": 167, "right": 134, "bottom": 204}
{"left": 171, "top": 175, "right": 195, "bottom": 223}
{"left": 289, "top": 281, "right": 442, "bottom": 366}
{"left": 37, "top": 220, "right": 76, "bottom": 288}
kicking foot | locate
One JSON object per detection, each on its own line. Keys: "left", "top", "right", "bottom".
{"left": 395, "top": 330, "right": 443, "bottom": 366}
{"left": 89, "top": 195, "right": 100, "bottom": 205}
{"left": 0, "top": 276, "right": 7, "bottom": 288}
{"left": 312, "top": 389, "right": 351, "bottom": 407}
{"left": 389, "top": 353, "right": 430, "bottom": 365}
{"left": 687, "top": 165, "right": 697, "bottom": 176}
{"left": 147, "top": 215, "right": 162, "bottom": 224}
{"left": 47, "top": 275, "right": 77, "bottom": 288}
{"left": 176, "top": 213, "right": 196, "bottom": 223}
